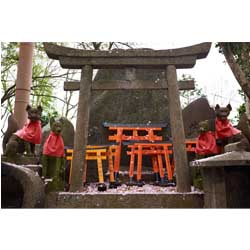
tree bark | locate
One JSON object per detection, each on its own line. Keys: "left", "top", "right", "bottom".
{"left": 14, "top": 42, "right": 34, "bottom": 128}
{"left": 245, "top": 95, "right": 250, "bottom": 118}
{"left": 219, "top": 43, "right": 250, "bottom": 99}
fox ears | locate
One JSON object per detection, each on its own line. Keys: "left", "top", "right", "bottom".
{"left": 49, "top": 117, "right": 65, "bottom": 129}
{"left": 26, "top": 104, "right": 32, "bottom": 111}
{"left": 215, "top": 104, "right": 232, "bottom": 111}
{"left": 226, "top": 104, "right": 232, "bottom": 111}
{"left": 26, "top": 104, "right": 43, "bottom": 113}
{"left": 49, "top": 117, "right": 56, "bottom": 129}
{"left": 37, "top": 105, "right": 43, "bottom": 113}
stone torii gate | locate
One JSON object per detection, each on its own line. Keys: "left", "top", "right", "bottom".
{"left": 44, "top": 42, "right": 211, "bottom": 192}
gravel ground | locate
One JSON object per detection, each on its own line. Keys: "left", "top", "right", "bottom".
{"left": 62, "top": 183, "right": 202, "bottom": 195}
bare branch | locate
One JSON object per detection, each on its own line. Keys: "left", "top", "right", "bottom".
{"left": 30, "top": 93, "right": 75, "bottom": 107}
{"left": 1, "top": 84, "right": 16, "bottom": 104}
{"left": 116, "top": 42, "right": 134, "bottom": 49}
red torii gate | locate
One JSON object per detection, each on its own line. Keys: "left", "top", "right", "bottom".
{"left": 44, "top": 42, "right": 211, "bottom": 192}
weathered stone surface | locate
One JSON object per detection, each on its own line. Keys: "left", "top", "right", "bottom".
{"left": 64, "top": 80, "right": 195, "bottom": 91}
{"left": 2, "top": 114, "right": 19, "bottom": 153}
{"left": 44, "top": 42, "right": 211, "bottom": 60}
{"left": 224, "top": 142, "right": 243, "bottom": 152}
{"left": 70, "top": 65, "right": 92, "bottom": 192}
{"left": 1, "top": 155, "right": 39, "bottom": 165}
{"left": 59, "top": 56, "right": 197, "bottom": 69}
{"left": 86, "top": 69, "right": 171, "bottom": 178}
{"left": 1, "top": 161, "right": 45, "bottom": 208}
{"left": 190, "top": 151, "right": 250, "bottom": 167}
{"left": 44, "top": 42, "right": 211, "bottom": 69}
{"left": 182, "top": 97, "right": 216, "bottom": 138}
{"left": 88, "top": 69, "right": 171, "bottom": 145}
{"left": 45, "top": 192, "right": 204, "bottom": 208}
{"left": 190, "top": 152, "right": 250, "bottom": 208}
{"left": 167, "top": 65, "right": 190, "bottom": 192}
{"left": 201, "top": 167, "right": 227, "bottom": 208}
{"left": 224, "top": 166, "right": 250, "bottom": 208}
{"left": 201, "top": 166, "right": 250, "bottom": 208}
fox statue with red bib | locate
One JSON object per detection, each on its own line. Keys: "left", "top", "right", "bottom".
{"left": 5, "top": 105, "right": 43, "bottom": 157}
{"left": 42, "top": 117, "right": 65, "bottom": 192}
{"left": 196, "top": 104, "right": 250, "bottom": 157}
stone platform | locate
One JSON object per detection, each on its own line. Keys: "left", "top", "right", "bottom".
{"left": 190, "top": 151, "right": 250, "bottom": 208}
{"left": 46, "top": 184, "right": 204, "bottom": 208}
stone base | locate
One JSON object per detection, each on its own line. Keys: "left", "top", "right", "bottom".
{"left": 190, "top": 151, "right": 250, "bottom": 208}
{"left": 1, "top": 155, "right": 42, "bottom": 175}
{"left": 1, "top": 155, "right": 39, "bottom": 165}
{"left": 45, "top": 192, "right": 204, "bottom": 208}
{"left": 1, "top": 161, "right": 45, "bottom": 208}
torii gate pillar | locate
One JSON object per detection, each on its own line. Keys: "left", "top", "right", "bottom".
{"left": 167, "top": 65, "right": 190, "bottom": 192}
{"left": 70, "top": 65, "right": 93, "bottom": 191}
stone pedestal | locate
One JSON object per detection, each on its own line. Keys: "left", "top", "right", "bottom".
{"left": 1, "top": 155, "right": 42, "bottom": 175}
{"left": 1, "top": 161, "right": 45, "bottom": 208}
{"left": 190, "top": 151, "right": 250, "bottom": 208}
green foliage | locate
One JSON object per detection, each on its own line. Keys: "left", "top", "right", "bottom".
{"left": 31, "top": 45, "right": 57, "bottom": 113}
{"left": 1, "top": 43, "right": 58, "bottom": 111}
{"left": 1, "top": 42, "right": 61, "bottom": 136}
{"left": 234, "top": 89, "right": 246, "bottom": 123}
{"left": 238, "top": 103, "right": 246, "bottom": 116}
{"left": 1, "top": 42, "right": 19, "bottom": 112}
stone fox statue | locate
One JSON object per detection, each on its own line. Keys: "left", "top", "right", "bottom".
{"left": 214, "top": 104, "right": 242, "bottom": 146}
{"left": 196, "top": 104, "right": 250, "bottom": 156}
{"left": 42, "top": 117, "right": 65, "bottom": 192}
{"left": 195, "top": 120, "right": 221, "bottom": 157}
{"left": 5, "top": 105, "right": 43, "bottom": 156}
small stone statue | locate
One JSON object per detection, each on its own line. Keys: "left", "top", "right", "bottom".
{"left": 5, "top": 105, "right": 43, "bottom": 157}
{"left": 42, "top": 117, "right": 65, "bottom": 192}
{"left": 196, "top": 104, "right": 250, "bottom": 157}
{"left": 195, "top": 120, "right": 220, "bottom": 157}
{"left": 214, "top": 104, "right": 242, "bottom": 146}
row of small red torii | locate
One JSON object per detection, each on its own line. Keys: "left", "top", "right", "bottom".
{"left": 44, "top": 42, "right": 212, "bottom": 192}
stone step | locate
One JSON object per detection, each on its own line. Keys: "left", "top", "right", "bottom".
{"left": 46, "top": 191, "right": 204, "bottom": 208}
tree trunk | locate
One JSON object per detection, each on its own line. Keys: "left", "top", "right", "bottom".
{"left": 219, "top": 43, "right": 250, "bottom": 99}
{"left": 14, "top": 42, "right": 34, "bottom": 128}
{"left": 245, "top": 95, "right": 250, "bottom": 118}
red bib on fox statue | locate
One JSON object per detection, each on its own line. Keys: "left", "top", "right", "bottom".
{"left": 215, "top": 118, "right": 241, "bottom": 139}
{"left": 196, "top": 131, "right": 220, "bottom": 155}
{"left": 43, "top": 131, "right": 65, "bottom": 157}
{"left": 15, "top": 119, "right": 42, "bottom": 144}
